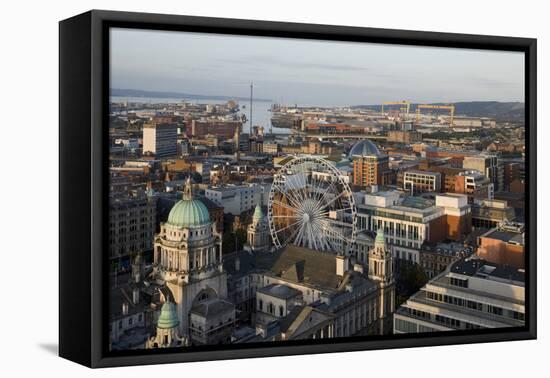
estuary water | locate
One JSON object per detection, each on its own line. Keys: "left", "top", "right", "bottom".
{"left": 111, "top": 96, "right": 290, "bottom": 134}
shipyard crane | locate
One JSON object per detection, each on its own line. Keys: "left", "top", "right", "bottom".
{"left": 415, "top": 104, "right": 455, "bottom": 126}
{"left": 381, "top": 100, "right": 411, "bottom": 114}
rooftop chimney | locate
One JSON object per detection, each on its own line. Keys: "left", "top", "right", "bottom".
{"left": 336, "top": 255, "right": 348, "bottom": 277}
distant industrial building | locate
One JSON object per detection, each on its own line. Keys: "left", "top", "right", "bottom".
{"left": 262, "top": 142, "right": 279, "bottom": 155}
{"left": 191, "top": 119, "right": 242, "bottom": 139}
{"left": 387, "top": 130, "right": 422, "bottom": 144}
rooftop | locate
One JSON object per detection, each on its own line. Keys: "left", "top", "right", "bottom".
{"left": 257, "top": 284, "right": 302, "bottom": 300}
{"left": 481, "top": 226, "right": 524, "bottom": 246}
{"left": 190, "top": 298, "right": 235, "bottom": 317}
{"left": 450, "top": 258, "right": 525, "bottom": 283}
{"left": 348, "top": 139, "right": 381, "bottom": 158}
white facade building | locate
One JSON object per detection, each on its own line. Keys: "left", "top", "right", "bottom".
{"left": 143, "top": 122, "right": 178, "bottom": 157}
{"left": 205, "top": 184, "right": 270, "bottom": 215}
{"left": 394, "top": 257, "right": 525, "bottom": 333}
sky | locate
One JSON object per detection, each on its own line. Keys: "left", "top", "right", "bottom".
{"left": 110, "top": 28, "right": 525, "bottom": 106}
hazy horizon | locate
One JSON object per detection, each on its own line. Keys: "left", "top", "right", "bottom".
{"left": 110, "top": 28, "right": 525, "bottom": 107}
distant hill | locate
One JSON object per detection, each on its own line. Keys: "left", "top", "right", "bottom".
{"left": 110, "top": 88, "right": 271, "bottom": 102}
{"left": 355, "top": 101, "right": 524, "bottom": 122}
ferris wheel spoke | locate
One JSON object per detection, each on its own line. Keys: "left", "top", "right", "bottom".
{"left": 311, "top": 220, "right": 327, "bottom": 250}
{"left": 292, "top": 172, "right": 309, "bottom": 204}
{"left": 310, "top": 172, "right": 325, "bottom": 203}
{"left": 271, "top": 199, "right": 297, "bottom": 212}
{"left": 318, "top": 189, "right": 347, "bottom": 211}
{"left": 273, "top": 218, "right": 303, "bottom": 234}
{"left": 288, "top": 189, "right": 307, "bottom": 208}
{"left": 274, "top": 185, "right": 302, "bottom": 209}
{"left": 294, "top": 223, "right": 306, "bottom": 247}
{"left": 320, "top": 221, "right": 348, "bottom": 243}
{"left": 316, "top": 179, "right": 338, "bottom": 208}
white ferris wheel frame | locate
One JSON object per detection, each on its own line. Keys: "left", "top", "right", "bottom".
{"left": 267, "top": 155, "right": 357, "bottom": 253}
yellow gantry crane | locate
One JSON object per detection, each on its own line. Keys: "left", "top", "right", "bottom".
{"left": 381, "top": 101, "right": 411, "bottom": 114}
{"left": 415, "top": 104, "right": 455, "bottom": 126}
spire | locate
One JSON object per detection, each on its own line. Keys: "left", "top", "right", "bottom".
{"left": 375, "top": 228, "right": 386, "bottom": 246}
{"left": 252, "top": 202, "right": 264, "bottom": 221}
{"left": 183, "top": 176, "right": 193, "bottom": 200}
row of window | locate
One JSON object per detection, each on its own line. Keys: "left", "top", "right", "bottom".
{"left": 402, "top": 304, "right": 484, "bottom": 330}
{"left": 426, "top": 291, "right": 525, "bottom": 321}
{"left": 450, "top": 277, "right": 469, "bottom": 288}
{"left": 257, "top": 300, "right": 285, "bottom": 317}
{"left": 112, "top": 313, "right": 143, "bottom": 332}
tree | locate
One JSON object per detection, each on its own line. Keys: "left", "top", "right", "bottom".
{"left": 396, "top": 262, "right": 429, "bottom": 306}
{"left": 222, "top": 228, "right": 247, "bottom": 254}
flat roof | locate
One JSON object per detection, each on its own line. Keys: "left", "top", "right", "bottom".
{"left": 451, "top": 258, "right": 524, "bottom": 283}
{"left": 483, "top": 229, "right": 524, "bottom": 245}
{"left": 257, "top": 284, "right": 302, "bottom": 300}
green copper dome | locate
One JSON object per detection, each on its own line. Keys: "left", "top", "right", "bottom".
{"left": 166, "top": 178, "right": 211, "bottom": 228}
{"left": 375, "top": 228, "right": 386, "bottom": 244}
{"left": 157, "top": 301, "right": 179, "bottom": 329}
{"left": 252, "top": 203, "right": 264, "bottom": 221}
{"left": 167, "top": 198, "right": 211, "bottom": 228}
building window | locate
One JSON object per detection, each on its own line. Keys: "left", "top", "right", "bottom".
{"left": 488, "top": 305, "right": 504, "bottom": 316}
{"left": 395, "top": 318, "right": 418, "bottom": 333}
{"left": 450, "top": 277, "right": 468, "bottom": 288}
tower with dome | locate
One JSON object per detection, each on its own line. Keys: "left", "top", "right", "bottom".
{"left": 245, "top": 202, "right": 271, "bottom": 253}
{"left": 368, "top": 228, "right": 395, "bottom": 333}
{"left": 349, "top": 139, "right": 390, "bottom": 188}
{"left": 151, "top": 178, "right": 235, "bottom": 345}
{"left": 146, "top": 296, "right": 187, "bottom": 349}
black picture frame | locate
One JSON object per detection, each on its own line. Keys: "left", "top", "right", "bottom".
{"left": 59, "top": 9, "right": 537, "bottom": 368}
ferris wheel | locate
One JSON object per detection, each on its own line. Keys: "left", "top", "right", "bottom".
{"left": 267, "top": 156, "right": 357, "bottom": 253}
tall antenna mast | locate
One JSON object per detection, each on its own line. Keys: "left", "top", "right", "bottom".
{"left": 250, "top": 82, "right": 253, "bottom": 133}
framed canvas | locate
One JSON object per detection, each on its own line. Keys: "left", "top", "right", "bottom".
{"left": 59, "top": 10, "right": 536, "bottom": 368}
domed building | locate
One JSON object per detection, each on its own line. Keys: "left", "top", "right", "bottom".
{"left": 349, "top": 139, "right": 390, "bottom": 188}
{"left": 245, "top": 203, "right": 271, "bottom": 253}
{"left": 146, "top": 298, "right": 187, "bottom": 348}
{"left": 151, "top": 177, "right": 235, "bottom": 346}
{"left": 368, "top": 228, "right": 395, "bottom": 334}
{"left": 348, "top": 139, "right": 381, "bottom": 159}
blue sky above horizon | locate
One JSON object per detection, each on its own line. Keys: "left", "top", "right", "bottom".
{"left": 110, "top": 28, "right": 525, "bottom": 106}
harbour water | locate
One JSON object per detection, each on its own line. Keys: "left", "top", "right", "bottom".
{"left": 111, "top": 96, "right": 290, "bottom": 134}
